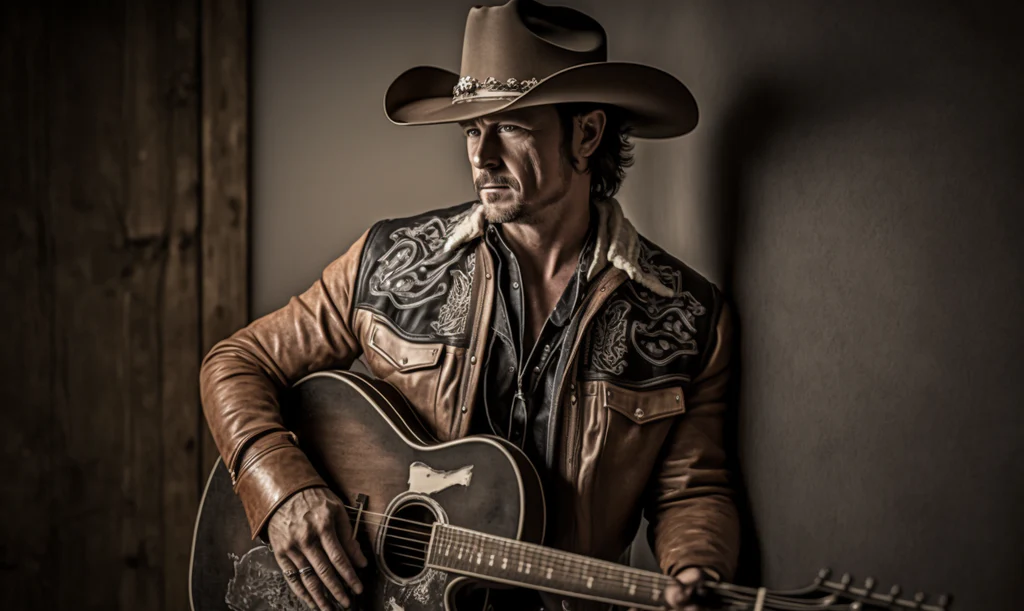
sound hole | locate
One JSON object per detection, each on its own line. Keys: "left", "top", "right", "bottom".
{"left": 381, "top": 501, "right": 436, "bottom": 580}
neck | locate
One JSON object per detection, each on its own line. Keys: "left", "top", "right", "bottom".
{"left": 500, "top": 192, "right": 591, "bottom": 280}
{"left": 427, "top": 524, "right": 673, "bottom": 610}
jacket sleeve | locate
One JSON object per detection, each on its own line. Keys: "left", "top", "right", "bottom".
{"left": 199, "top": 228, "right": 371, "bottom": 539}
{"left": 644, "top": 297, "right": 741, "bottom": 582}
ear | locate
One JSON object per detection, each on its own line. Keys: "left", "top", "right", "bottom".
{"left": 574, "top": 109, "right": 607, "bottom": 167}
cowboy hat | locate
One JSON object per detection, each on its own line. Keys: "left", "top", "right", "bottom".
{"left": 383, "top": 0, "right": 698, "bottom": 138}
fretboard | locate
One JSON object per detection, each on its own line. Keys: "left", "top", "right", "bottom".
{"left": 426, "top": 524, "right": 674, "bottom": 610}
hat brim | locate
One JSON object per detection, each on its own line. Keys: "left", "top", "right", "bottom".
{"left": 383, "top": 62, "right": 698, "bottom": 139}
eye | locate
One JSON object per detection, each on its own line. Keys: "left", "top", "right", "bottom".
{"left": 464, "top": 128, "right": 481, "bottom": 138}
{"left": 498, "top": 124, "right": 520, "bottom": 133}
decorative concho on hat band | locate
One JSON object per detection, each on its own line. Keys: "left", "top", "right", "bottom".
{"left": 452, "top": 75, "right": 540, "bottom": 104}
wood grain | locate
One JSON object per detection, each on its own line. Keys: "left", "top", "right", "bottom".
{"left": 0, "top": 1, "right": 248, "bottom": 609}
{"left": 201, "top": 0, "right": 250, "bottom": 477}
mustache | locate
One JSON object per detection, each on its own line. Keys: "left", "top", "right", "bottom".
{"left": 475, "top": 174, "right": 520, "bottom": 191}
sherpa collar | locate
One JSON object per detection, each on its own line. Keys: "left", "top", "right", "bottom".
{"left": 443, "top": 197, "right": 675, "bottom": 298}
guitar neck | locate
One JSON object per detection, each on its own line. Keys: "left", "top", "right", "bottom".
{"left": 426, "top": 524, "right": 674, "bottom": 610}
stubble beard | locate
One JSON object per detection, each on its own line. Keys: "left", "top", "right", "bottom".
{"left": 477, "top": 158, "right": 574, "bottom": 226}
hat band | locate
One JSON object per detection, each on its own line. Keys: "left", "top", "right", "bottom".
{"left": 452, "top": 75, "right": 540, "bottom": 104}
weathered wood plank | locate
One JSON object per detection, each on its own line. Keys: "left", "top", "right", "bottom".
{"left": 0, "top": 3, "right": 53, "bottom": 609}
{"left": 161, "top": 0, "right": 202, "bottom": 609}
{"left": 201, "top": 0, "right": 251, "bottom": 475}
{"left": 46, "top": 3, "right": 133, "bottom": 608}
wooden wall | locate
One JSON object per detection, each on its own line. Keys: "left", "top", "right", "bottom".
{"left": 0, "top": 1, "right": 249, "bottom": 609}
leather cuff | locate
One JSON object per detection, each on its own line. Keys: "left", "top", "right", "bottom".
{"left": 233, "top": 433, "right": 327, "bottom": 539}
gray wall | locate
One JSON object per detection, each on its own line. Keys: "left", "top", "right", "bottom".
{"left": 254, "top": 1, "right": 1024, "bottom": 608}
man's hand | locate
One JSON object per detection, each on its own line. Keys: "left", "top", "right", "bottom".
{"left": 267, "top": 487, "right": 369, "bottom": 611}
{"left": 662, "top": 567, "right": 706, "bottom": 611}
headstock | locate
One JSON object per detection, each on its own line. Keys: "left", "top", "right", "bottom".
{"left": 699, "top": 568, "right": 953, "bottom": 610}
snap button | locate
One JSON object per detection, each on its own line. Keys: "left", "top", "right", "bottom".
{"left": 470, "top": 355, "right": 477, "bottom": 364}
{"left": 512, "top": 281, "right": 520, "bottom": 290}
{"left": 533, "top": 366, "right": 540, "bottom": 374}
{"left": 485, "top": 273, "right": 492, "bottom": 279}
{"left": 634, "top": 408, "right": 644, "bottom": 419}
{"left": 461, "top": 405, "right": 467, "bottom": 413}
{"left": 606, "top": 390, "right": 612, "bottom": 398}
{"left": 570, "top": 395, "right": 577, "bottom": 405}
{"left": 675, "top": 394, "right": 681, "bottom": 402}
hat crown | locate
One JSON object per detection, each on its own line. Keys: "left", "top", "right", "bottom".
{"left": 460, "top": 0, "right": 607, "bottom": 84}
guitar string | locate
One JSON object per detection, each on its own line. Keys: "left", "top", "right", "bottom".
{"left": 340, "top": 511, "right": 677, "bottom": 598}
{"left": 342, "top": 502, "right": 667, "bottom": 580}
{"left": 432, "top": 527, "right": 676, "bottom": 593}
{"left": 304, "top": 506, "right": 862, "bottom": 611}
{"left": 346, "top": 507, "right": 677, "bottom": 593}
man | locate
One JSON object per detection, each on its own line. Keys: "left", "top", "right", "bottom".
{"left": 200, "top": 1, "right": 739, "bottom": 609}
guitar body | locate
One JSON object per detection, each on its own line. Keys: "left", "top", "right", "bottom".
{"left": 190, "top": 370, "right": 546, "bottom": 611}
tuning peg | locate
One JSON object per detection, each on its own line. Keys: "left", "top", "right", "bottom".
{"left": 863, "top": 577, "right": 876, "bottom": 593}
{"left": 889, "top": 584, "right": 902, "bottom": 600}
{"left": 816, "top": 568, "right": 831, "bottom": 583}
{"left": 840, "top": 573, "right": 852, "bottom": 590}
{"left": 912, "top": 592, "right": 927, "bottom": 608}
{"left": 938, "top": 593, "right": 953, "bottom": 608}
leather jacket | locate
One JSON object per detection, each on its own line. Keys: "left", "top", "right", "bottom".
{"left": 199, "top": 198, "right": 741, "bottom": 594}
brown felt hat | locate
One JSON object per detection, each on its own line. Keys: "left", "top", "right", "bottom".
{"left": 383, "top": 0, "right": 698, "bottom": 139}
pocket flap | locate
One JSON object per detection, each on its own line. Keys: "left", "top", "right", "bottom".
{"left": 369, "top": 321, "right": 443, "bottom": 372}
{"left": 603, "top": 383, "right": 685, "bottom": 424}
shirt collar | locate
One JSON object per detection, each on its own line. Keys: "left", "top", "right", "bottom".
{"left": 485, "top": 203, "right": 598, "bottom": 328}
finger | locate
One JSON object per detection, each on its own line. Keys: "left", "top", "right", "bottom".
{"left": 290, "top": 550, "right": 337, "bottom": 611}
{"left": 306, "top": 540, "right": 355, "bottom": 607}
{"left": 275, "top": 553, "right": 318, "bottom": 611}
{"left": 664, "top": 582, "right": 684, "bottom": 608}
{"left": 334, "top": 509, "right": 369, "bottom": 569}
{"left": 322, "top": 518, "right": 366, "bottom": 592}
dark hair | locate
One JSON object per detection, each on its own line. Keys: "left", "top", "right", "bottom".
{"left": 556, "top": 103, "right": 635, "bottom": 199}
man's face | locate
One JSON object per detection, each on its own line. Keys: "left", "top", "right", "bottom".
{"left": 459, "top": 106, "right": 574, "bottom": 224}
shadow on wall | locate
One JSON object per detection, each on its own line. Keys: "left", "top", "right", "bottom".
{"left": 707, "top": 30, "right": 920, "bottom": 582}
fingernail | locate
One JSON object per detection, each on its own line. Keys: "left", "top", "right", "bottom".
{"left": 354, "top": 581, "right": 363, "bottom": 595}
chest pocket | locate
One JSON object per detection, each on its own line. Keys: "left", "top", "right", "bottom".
{"left": 602, "top": 383, "right": 686, "bottom": 424}
{"left": 367, "top": 319, "right": 443, "bottom": 374}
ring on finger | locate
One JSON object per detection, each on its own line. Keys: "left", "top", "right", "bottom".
{"left": 282, "top": 568, "right": 300, "bottom": 579}
{"left": 299, "top": 566, "right": 316, "bottom": 576}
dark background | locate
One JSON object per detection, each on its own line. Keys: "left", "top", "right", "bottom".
{"left": 3, "top": 1, "right": 1022, "bottom": 610}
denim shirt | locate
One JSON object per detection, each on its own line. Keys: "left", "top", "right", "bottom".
{"left": 470, "top": 209, "right": 597, "bottom": 473}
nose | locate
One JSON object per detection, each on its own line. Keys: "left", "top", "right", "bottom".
{"left": 469, "top": 130, "right": 501, "bottom": 170}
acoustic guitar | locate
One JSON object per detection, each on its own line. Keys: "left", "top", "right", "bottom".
{"left": 189, "top": 370, "right": 952, "bottom": 611}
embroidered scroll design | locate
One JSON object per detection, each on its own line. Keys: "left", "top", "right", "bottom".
{"left": 629, "top": 295, "right": 705, "bottom": 365}
{"left": 369, "top": 209, "right": 473, "bottom": 310}
{"left": 590, "top": 299, "right": 631, "bottom": 374}
{"left": 431, "top": 252, "right": 475, "bottom": 336}
{"left": 585, "top": 241, "right": 709, "bottom": 369}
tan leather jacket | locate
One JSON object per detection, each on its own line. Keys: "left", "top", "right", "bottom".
{"left": 199, "top": 198, "right": 740, "bottom": 587}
